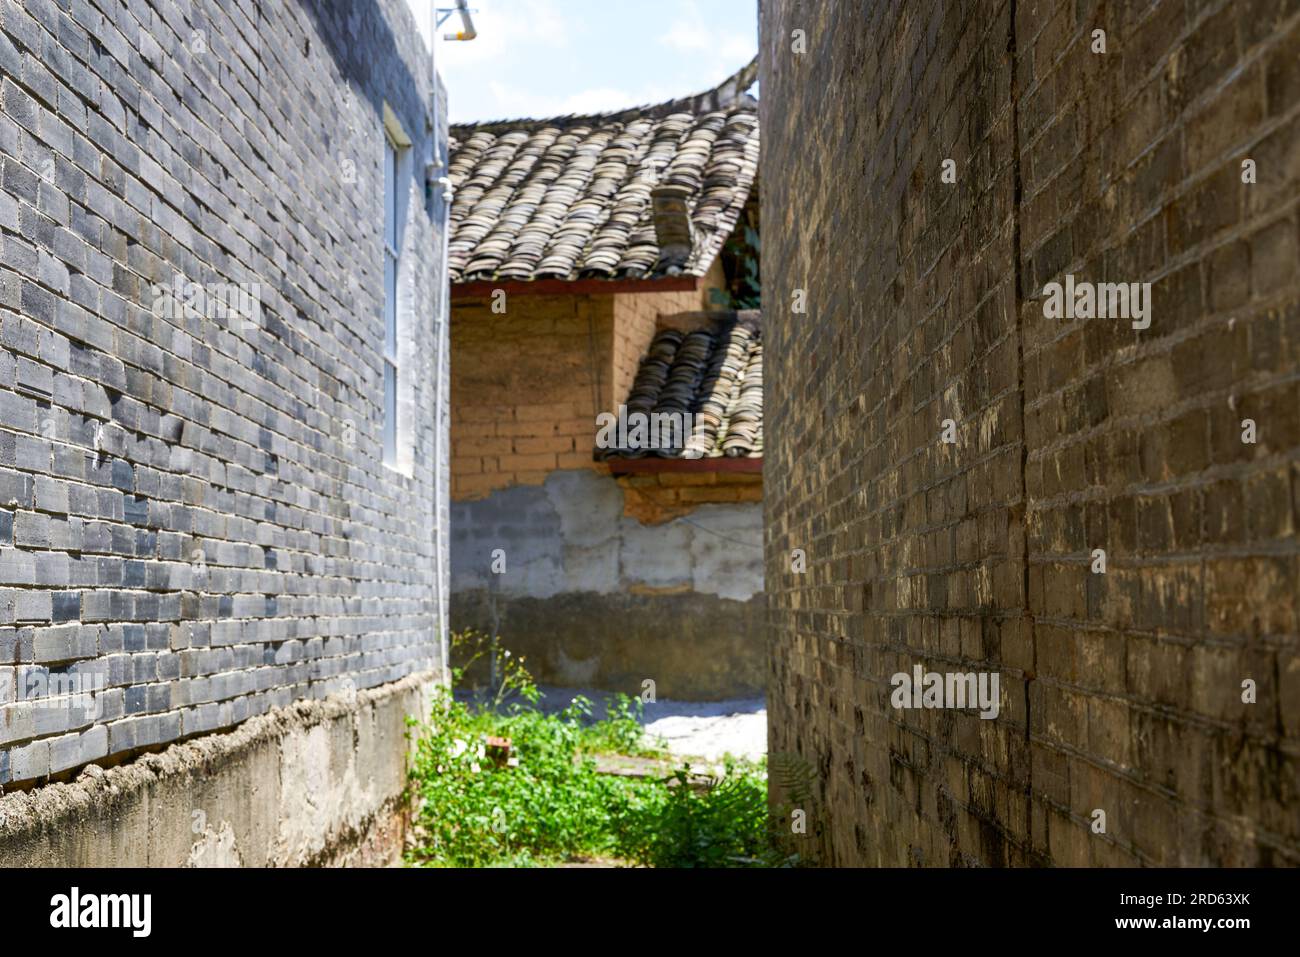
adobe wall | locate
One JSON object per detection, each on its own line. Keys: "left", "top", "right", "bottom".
{"left": 449, "top": 286, "right": 702, "bottom": 500}
{"left": 450, "top": 284, "right": 764, "bottom": 700}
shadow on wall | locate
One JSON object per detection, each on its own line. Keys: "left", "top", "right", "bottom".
{"left": 449, "top": 470, "right": 766, "bottom": 700}
{"left": 297, "top": 0, "right": 430, "bottom": 128}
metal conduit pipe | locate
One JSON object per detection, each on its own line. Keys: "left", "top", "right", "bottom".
{"left": 425, "top": 1, "right": 462, "bottom": 679}
{"left": 444, "top": 0, "right": 476, "bottom": 41}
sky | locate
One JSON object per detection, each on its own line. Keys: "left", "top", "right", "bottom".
{"left": 403, "top": 0, "right": 758, "bottom": 123}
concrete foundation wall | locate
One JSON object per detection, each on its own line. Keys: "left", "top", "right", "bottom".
{"left": 0, "top": 672, "right": 435, "bottom": 867}
{"left": 451, "top": 469, "right": 764, "bottom": 699}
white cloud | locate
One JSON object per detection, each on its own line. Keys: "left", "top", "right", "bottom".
{"left": 408, "top": 0, "right": 758, "bottom": 122}
{"left": 659, "top": 2, "right": 753, "bottom": 58}
{"left": 659, "top": 4, "right": 755, "bottom": 85}
{"left": 434, "top": 0, "right": 570, "bottom": 69}
{"left": 660, "top": 16, "right": 711, "bottom": 52}
{"left": 404, "top": 0, "right": 572, "bottom": 68}
{"left": 482, "top": 81, "right": 673, "bottom": 121}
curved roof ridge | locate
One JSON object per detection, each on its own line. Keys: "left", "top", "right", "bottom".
{"left": 599, "top": 310, "right": 764, "bottom": 461}
{"left": 451, "top": 57, "right": 758, "bottom": 135}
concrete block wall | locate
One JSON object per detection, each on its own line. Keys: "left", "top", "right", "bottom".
{"left": 761, "top": 0, "right": 1299, "bottom": 865}
{"left": 0, "top": 0, "right": 448, "bottom": 789}
{"left": 1, "top": 672, "right": 434, "bottom": 866}
{"left": 450, "top": 468, "right": 765, "bottom": 700}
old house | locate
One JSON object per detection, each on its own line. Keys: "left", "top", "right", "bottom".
{"left": 0, "top": 0, "right": 448, "bottom": 865}
{"left": 447, "top": 61, "right": 765, "bottom": 700}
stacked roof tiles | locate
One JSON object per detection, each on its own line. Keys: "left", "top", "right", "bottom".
{"left": 603, "top": 312, "right": 762, "bottom": 460}
{"left": 446, "top": 65, "right": 760, "bottom": 283}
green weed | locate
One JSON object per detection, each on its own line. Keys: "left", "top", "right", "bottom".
{"left": 406, "top": 633, "right": 786, "bottom": 868}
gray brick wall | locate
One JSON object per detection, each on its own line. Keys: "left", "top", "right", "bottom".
{"left": 762, "top": 0, "right": 1298, "bottom": 866}
{"left": 0, "top": 0, "right": 448, "bottom": 786}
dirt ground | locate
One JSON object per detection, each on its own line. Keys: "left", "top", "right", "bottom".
{"left": 535, "top": 687, "right": 767, "bottom": 761}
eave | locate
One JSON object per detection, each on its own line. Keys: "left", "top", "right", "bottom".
{"left": 451, "top": 275, "right": 700, "bottom": 304}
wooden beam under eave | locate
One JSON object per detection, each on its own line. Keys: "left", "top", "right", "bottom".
{"left": 605, "top": 456, "right": 763, "bottom": 476}
{"left": 451, "top": 275, "right": 701, "bottom": 303}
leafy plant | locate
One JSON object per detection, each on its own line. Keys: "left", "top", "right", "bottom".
{"left": 711, "top": 200, "right": 760, "bottom": 310}
{"left": 609, "top": 759, "right": 787, "bottom": 868}
{"left": 408, "top": 688, "right": 621, "bottom": 867}
{"left": 406, "top": 632, "right": 784, "bottom": 868}
{"left": 449, "top": 628, "right": 539, "bottom": 710}
{"left": 768, "top": 750, "right": 817, "bottom": 806}
{"left": 578, "top": 692, "right": 662, "bottom": 757}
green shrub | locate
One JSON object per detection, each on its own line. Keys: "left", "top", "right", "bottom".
{"left": 609, "top": 759, "right": 778, "bottom": 868}
{"left": 407, "top": 690, "right": 620, "bottom": 867}
{"left": 406, "top": 632, "right": 783, "bottom": 868}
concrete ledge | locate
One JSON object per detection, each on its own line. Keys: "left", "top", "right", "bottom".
{"left": 0, "top": 673, "right": 439, "bottom": 867}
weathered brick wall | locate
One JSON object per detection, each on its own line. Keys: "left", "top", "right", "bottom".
{"left": 618, "top": 469, "right": 763, "bottom": 525}
{"left": 449, "top": 281, "right": 764, "bottom": 700}
{"left": 449, "top": 285, "right": 702, "bottom": 501}
{"left": 762, "top": 0, "right": 1299, "bottom": 865}
{"left": 0, "top": 0, "right": 447, "bottom": 787}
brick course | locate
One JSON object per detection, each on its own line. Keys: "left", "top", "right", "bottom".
{"left": 0, "top": 0, "right": 447, "bottom": 786}
{"left": 449, "top": 285, "right": 704, "bottom": 500}
{"left": 617, "top": 470, "right": 762, "bottom": 524}
{"left": 762, "top": 0, "right": 1299, "bottom": 866}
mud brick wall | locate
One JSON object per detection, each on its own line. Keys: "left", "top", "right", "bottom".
{"left": 449, "top": 285, "right": 702, "bottom": 501}
{"left": 449, "top": 282, "right": 764, "bottom": 700}
{"left": 761, "top": 0, "right": 1299, "bottom": 865}
{"left": 0, "top": 0, "right": 448, "bottom": 788}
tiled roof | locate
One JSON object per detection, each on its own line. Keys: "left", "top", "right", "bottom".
{"left": 602, "top": 311, "right": 762, "bottom": 460}
{"left": 446, "top": 61, "right": 759, "bottom": 284}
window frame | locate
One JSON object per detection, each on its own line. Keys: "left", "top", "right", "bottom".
{"left": 382, "top": 130, "right": 400, "bottom": 467}
{"left": 380, "top": 105, "right": 412, "bottom": 473}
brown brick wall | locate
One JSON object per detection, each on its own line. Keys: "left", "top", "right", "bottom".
{"left": 450, "top": 293, "right": 602, "bottom": 500}
{"left": 618, "top": 470, "right": 764, "bottom": 524}
{"left": 761, "top": 0, "right": 1299, "bottom": 865}
{"left": 450, "top": 286, "right": 705, "bottom": 501}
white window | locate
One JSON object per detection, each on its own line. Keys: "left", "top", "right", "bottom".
{"left": 383, "top": 128, "right": 402, "bottom": 466}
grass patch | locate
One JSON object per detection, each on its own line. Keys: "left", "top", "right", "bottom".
{"left": 405, "top": 632, "right": 789, "bottom": 868}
